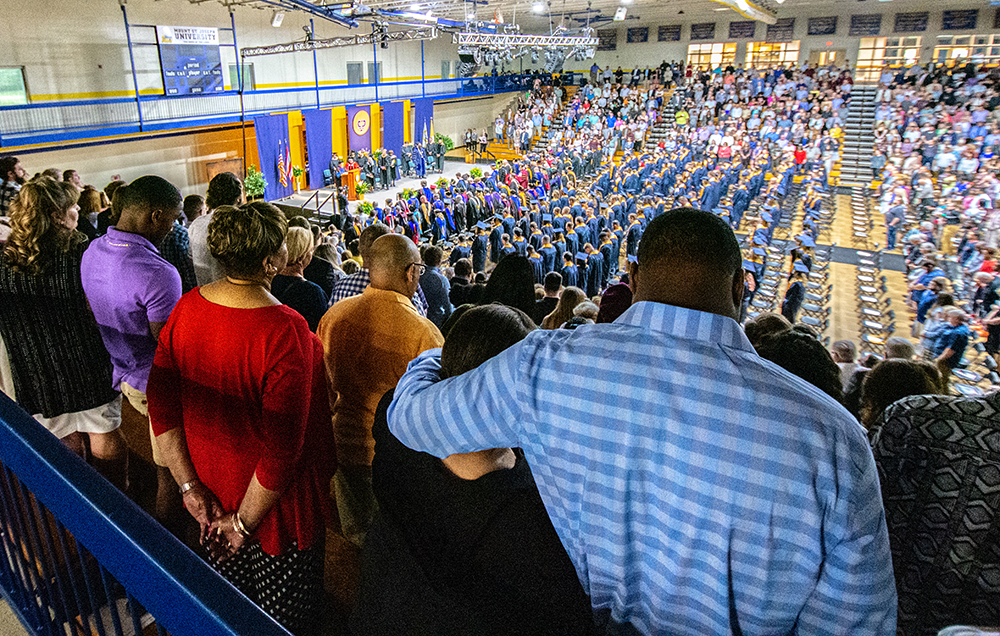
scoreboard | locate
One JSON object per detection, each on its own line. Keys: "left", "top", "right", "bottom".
{"left": 156, "top": 26, "right": 224, "bottom": 96}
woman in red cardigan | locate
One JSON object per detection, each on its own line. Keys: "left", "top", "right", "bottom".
{"left": 147, "top": 201, "right": 334, "bottom": 635}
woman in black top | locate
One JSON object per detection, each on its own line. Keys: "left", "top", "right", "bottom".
{"left": 270, "top": 227, "right": 328, "bottom": 332}
{"left": 0, "top": 177, "right": 126, "bottom": 487}
{"left": 352, "top": 304, "right": 596, "bottom": 635}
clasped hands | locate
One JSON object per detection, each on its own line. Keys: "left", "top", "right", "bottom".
{"left": 181, "top": 482, "right": 249, "bottom": 562}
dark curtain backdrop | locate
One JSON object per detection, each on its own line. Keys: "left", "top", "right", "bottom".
{"left": 253, "top": 114, "right": 293, "bottom": 201}
{"left": 303, "top": 109, "right": 333, "bottom": 190}
{"left": 412, "top": 98, "right": 434, "bottom": 144}
{"left": 381, "top": 101, "right": 405, "bottom": 159}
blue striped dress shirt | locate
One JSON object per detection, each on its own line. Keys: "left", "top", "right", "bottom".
{"left": 388, "top": 301, "right": 896, "bottom": 635}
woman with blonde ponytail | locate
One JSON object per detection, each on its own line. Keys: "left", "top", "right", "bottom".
{"left": 0, "top": 176, "right": 128, "bottom": 489}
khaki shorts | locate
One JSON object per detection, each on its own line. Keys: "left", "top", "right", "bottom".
{"left": 121, "top": 381, "right": 165, "bottom": 466}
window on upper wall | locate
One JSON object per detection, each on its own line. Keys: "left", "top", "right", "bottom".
{"left": 935, "top": 34, "right": 1000, "bottom": 66}
{"left": 0, "top": 67, "right": 28, "bottom": 106}
{"left": 228, "top": 63, "right": 255, "bottom": 91}
{"left": 686, "top": 42, "right": 737, "bottom": 71}
{"left": 856, "top": 37, "right": 921, "bottom": 81}
{"left": 746, "top": 41, "right": 800, "bottom": 68}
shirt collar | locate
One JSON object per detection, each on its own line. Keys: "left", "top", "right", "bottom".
{"left": 614, "top": 301, "right": 753, "bottom": 352}
{"left": 362, "top": 285, "right": 417, "bottom": 312}
{"left": 105, "top": 227, "right": 160, "bottom": 254}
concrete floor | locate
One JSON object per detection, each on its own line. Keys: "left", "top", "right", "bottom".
{"left": 0, "top": 599, "right": 31, "bottom": 636}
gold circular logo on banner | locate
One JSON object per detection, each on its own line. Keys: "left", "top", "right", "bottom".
{"left": 352, "top": 110, "right": 371, "bottom": 136}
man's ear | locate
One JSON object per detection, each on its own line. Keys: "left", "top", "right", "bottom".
{"left": 628, "top": 261, "right": 639, "bottom": 297}
{"left": 732, "top": 268, "right": 745, "bottom": 311}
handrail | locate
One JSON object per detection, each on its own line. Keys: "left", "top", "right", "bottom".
{"left": 0, "top": 74, "right": 538, "bottom": 113}
{"left": 0, "top": 393, "right": 291, "bottom": 636}
{"left": 0, "top": 73, "right": 542, "bottom": 148}
{"left": 299, "top": 190, "right": 320, "bottom": 212}
{"left": 316, "top": 190, "right": 336, "bottom": 215}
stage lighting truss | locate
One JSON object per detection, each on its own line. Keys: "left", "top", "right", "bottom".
{"left": 453, "top": 31, "right": 598, "bottom": 49}
{"left": 241, "top": 26, "right": 437, "bottom": 57}
{"left": 452, "top": 30, "right": 598, "bottom": 67}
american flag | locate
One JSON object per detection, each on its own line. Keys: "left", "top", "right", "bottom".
{"left": 278, "top": 140, "right": 288, "bottom": 188}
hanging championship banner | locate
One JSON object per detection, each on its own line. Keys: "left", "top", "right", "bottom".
{"left": 658, "top": 25, "right": 681, "bottom": 42}
{"left": 942, "top": 9, "right": 978, "bottom": 30}
{"left": 849, "top": 14, "right": 882, "bottom": 36}
{"left": 348, "top": 105, "right": 372, "bottom": 151}
{"left": 627, "top": 27, "right": 649, "bottom": 43}
{"left": 808, "top": 17, "right": 837, "bottom": 36}
{"left": 690, "top": 23, "right": 716, "bottom": 41}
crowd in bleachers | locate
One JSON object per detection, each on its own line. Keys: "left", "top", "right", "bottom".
{"left": 0, "top": 59, "right": 999, "bottom": 636}
{"left": 868, "top": 64, "right": 1000, "bottom": 393}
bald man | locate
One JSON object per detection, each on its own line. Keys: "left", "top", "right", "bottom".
{"left": 317, "top": 234, "right": 444, "bottom": 547}
{"left": 388, "top": 208, "right": 896, "bottom": 634}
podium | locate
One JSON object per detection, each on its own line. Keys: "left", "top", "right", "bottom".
{"left": 346, "top": 169, "right": 360, "bottom": 201}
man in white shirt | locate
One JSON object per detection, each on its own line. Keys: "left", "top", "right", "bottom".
{"left": 188, "top": 172, "right": 243, "bottom": 286}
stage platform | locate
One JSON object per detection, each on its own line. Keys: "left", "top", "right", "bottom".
{"left": 271, "top": 162, "right": 475, "bottom": 223}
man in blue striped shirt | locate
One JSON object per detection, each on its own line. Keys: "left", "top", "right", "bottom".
{"left": 388, "top": 208, "right": 896, "bottom": 635}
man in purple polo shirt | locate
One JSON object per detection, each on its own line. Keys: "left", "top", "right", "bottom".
{"left": 81, "top": 175, "right": 183, "bottom": 523}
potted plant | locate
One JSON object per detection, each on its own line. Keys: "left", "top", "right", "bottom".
{"left": 469, "top": 167, "right": 483, "bottom": 178}
{"left": 435, "top": 177, "right": 449, "bottom": 191}
{"left": 434, "top": 133, "right": 455, "bottom": 151}
{"left": 401, "top": 187, "right": 416, "bottom": 200}
{"left": 292, "top": 165, "right": 304, "bottom": 192}
{"left": 355, "top": 181, "right": 370, "bottom": 200}
{"left": 245, "top": 165, "right": 267, "bottom": 201}
{"left": 358, "top": 200, "right": 375, "bottom": 217}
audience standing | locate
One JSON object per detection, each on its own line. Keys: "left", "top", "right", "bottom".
{"left": 317, "top": 234, "right": 444, "bottom": 547}
{"left": 388, "top": 209, "right": 896, "bottom": 634}
{"left": 81, "top": 176, "right": 184, "bottom": 523}
{"left": 147, "top": 201, "right": 334, "bottom": 635}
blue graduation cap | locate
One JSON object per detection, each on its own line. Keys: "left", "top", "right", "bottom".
{"left": 742, "top": 259, "right": 756, "bottom": 271}
{"left": 542, "top": 214, "right": 553, "bottom": 222}
{"left": 575, "top": 252, "right": 588, "bottom": 261}
{"left": 798, "top": 235, "right": 816, "bottom": 247}
{"left": 752, "top": 234, "right": 768, "bottom": 246}
{"left": 793, "top": 261, "right": 810, "bottom": 274}
{"left": 752, "top": 247, "right": 766, "bottom": 256}
{"left": 627, "top": 254, "right": 638, "bottom": 264}
{"left": 761, "top": 212, "right": 773, "bottom": 223}
{"left": 475, "top": 221, "right": 488, "bottom": 230}
{"left": 494, "top": 214, "right": 504, "bottom": 221}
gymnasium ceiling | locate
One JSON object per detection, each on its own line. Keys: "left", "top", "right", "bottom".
{"left": 193, "top": 0, "right": 992, "bottom": 32}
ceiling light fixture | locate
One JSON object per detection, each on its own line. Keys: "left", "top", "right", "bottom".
{"left": 532, "top": 2, "right": 545, "bottom": 13}
{"left": 271, "top": 10, "right": 285, "bottom": 27}
{"left": 410, "top": 3, "right": 421, "bottom": 9}
{"left": 621, "top": 0, "right": 633, "bottom": 4}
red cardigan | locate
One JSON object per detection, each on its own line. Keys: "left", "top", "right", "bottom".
{"left": 148, "top": 291, "right": 335, "bottom": 555}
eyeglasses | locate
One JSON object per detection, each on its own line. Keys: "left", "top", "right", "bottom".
{"left": 408, "top": 263, "right": 427, "bottom": 275}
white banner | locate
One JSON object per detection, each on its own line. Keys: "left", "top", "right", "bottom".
{"left": 156, "top": 26, "right": 219, "bottom": 46}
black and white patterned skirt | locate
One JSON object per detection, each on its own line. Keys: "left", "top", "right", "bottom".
{"left": 211, "top": 540, "right": 325, "bottom": 635}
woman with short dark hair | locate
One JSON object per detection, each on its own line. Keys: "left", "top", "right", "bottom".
{"left": 147, "top": 201, "right": 334, "bottom": 635}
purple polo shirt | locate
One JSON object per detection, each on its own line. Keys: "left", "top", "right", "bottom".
{"left": 81, "top": 227, "right": 182, "bottom": 393}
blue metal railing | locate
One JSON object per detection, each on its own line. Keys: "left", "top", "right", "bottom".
{"left": 0, "top": 73, "right": 546, "bottom": 148}
{"left": 0, "top": 393, "right": 291, "bottom": 636}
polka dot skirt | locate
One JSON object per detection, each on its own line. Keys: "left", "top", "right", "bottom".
{"left": 212, "top": 540, "right": 324, "bottom": 635}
